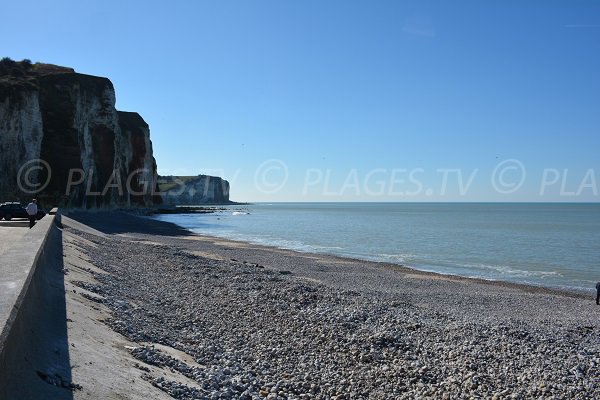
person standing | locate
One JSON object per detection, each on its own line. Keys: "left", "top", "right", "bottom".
{"left": 596, "top": 282, "right": 600, "bottom": 305}
{"left": 25, "top": 199, "right": 38, "bottom": 229}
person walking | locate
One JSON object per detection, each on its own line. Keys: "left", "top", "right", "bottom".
{"left": 25, "top": 199, "right": 38, "bottom": 229}
{"left": 596, "top": 282, "right": 600, "bottom": 305}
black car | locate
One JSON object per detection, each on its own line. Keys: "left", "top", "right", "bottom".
{"left": 0, "top": 202, "right": 46, "bottom": 221}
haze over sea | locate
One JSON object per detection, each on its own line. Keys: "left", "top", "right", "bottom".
{"left": 155, "top": 202, "right": 600, "bottom": 292}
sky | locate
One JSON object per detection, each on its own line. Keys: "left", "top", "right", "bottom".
{"left": 2, "top": 0, "right": 599, "bottom": 202}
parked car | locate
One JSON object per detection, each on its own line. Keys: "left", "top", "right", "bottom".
{"left": 0, "top": 202, "right": 46, "bottom": 221}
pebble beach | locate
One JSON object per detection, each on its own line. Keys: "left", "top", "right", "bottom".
{"left": 65, "top": 212, "right": 600, "bottom": 399}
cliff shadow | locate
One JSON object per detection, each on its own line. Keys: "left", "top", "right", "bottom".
{"left": 2, "top": 221, "right": 76, "bottom": 399}
{"left": 65, "top": 211, "right": 192, "bottom": 237}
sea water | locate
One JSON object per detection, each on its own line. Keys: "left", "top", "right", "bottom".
{"left": 153, "top": 203, "right": 600, "bottom": 291}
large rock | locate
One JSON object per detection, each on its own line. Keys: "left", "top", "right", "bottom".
{"left": 0, "top": 59, "right": 160, "bottom": 208}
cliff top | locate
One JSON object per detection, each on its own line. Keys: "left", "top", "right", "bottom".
{"left": 0, "top": 57, "right": 114, "bottom": 101}
{"left": 0, "top": 58, "right": 74, "bottom": 87}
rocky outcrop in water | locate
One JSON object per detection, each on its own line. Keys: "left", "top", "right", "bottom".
{"left": 0, "top": 58, "right": 159, "bottom": 207}
{"left": 159, "top": 175, "right": 231, "bottom": 204}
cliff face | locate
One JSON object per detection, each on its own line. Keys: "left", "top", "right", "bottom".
{"left": 0, "top": 59, "right": 159, "bottom": 207}
{"left": 0, "top": 89, "right": 44, "bottom": 197}
{"left": 159, "top": 175, "right": 231, "bottom": 204}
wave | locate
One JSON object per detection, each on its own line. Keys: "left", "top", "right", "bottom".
{"left": 375, "top": 253, "right": 416, "bottom": 263}
{"left": 459, "top": 262, "right": 564, "bottom": 278}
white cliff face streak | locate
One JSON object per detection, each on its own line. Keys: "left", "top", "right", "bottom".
{"left": 0, "top": 61, "right": 159, "bottom": 208}
{"left": 0, "top": 90, "right": 44, "bottom": 198}
{"left": 70, "top": 76, "right": 122, "bottom": 207}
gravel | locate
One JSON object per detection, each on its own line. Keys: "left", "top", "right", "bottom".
{"left": 68, "top": 222, "right": 600, "bottom": 400}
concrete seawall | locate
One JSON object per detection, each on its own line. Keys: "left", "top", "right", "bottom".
{"left": 0, "top": 213, "right": 73, "bottom": 399}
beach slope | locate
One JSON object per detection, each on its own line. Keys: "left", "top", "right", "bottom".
{"left": 60, "top": 212, "right": 600, "bottom": 399}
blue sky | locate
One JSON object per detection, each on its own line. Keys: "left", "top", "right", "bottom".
{"left": 2, "top": 1, "right": 599, "bottom": 202}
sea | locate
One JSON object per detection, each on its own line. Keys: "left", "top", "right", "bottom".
{"left": 153, "top": 203, "right": 600, "bottom": 292}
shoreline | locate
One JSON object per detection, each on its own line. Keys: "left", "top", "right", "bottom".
{"left": 196, "top": 230, "right": 594, "bottom": 300}
{"left": 147, "top": 213, "right": 594, "bottom": 300}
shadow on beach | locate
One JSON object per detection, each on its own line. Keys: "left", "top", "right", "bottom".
{"left": 65, "top": 211, "right": 192, "bottom": 237}
{"left": 2, "top": 221, "right": 76, "bottom": 399}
